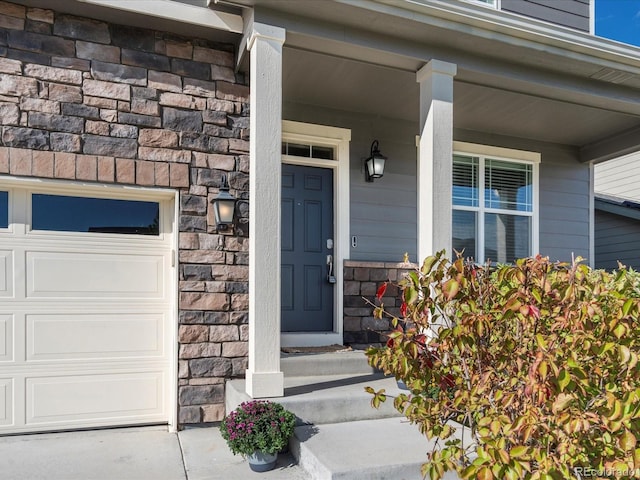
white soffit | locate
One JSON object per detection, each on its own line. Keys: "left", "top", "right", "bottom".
{"left": 76, "top": 0, "right": 243, "bottom": 33}
{"left": 346, "top": 0, "right": 640, "bottom": 75}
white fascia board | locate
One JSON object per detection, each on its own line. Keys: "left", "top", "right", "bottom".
{"left": 343, "top": 0, "right": 640, "bottom": 74}
{"left": 76, "top": 0, "right": 243, "bottom": 33}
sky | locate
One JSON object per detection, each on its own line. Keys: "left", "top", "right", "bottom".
{"left": 595, "top": 0, "right": 640, "bottom": 47}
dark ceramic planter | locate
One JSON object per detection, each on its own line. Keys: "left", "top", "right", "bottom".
{"left": 247, "top": 451, "right": 277, "bottom": 472}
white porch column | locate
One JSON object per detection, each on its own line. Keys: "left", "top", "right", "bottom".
{"left": 416, "top": 60, "right": 457, "bottom": 262}
{"left": 246, "top": 22, "right": 285, "bottom": 398}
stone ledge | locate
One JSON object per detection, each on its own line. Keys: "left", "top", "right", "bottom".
{"left": 343, "top": 259, "right": 418, "bottom": 269}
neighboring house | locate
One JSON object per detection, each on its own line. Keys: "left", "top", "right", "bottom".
{"left": 0, "top": 0, "right": 639, "bottom": 435}
{"left": 594, "top": 153, "right": 640, "bottom": 270}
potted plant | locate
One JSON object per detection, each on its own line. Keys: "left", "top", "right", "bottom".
{"left": 220, "top": 400, "right": 297, "bottom": 472}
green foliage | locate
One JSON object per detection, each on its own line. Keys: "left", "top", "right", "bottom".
{"left": 366, "top": 252, "right": 640, "bottom": 479}
{"left": 220, "top": 400, "right": 296, "bottom": 456}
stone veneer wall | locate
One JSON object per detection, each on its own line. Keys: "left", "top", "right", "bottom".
{"left": 0, "top": 1, "right": 249, "bottom": 425}
{"left": 343, "top": 260, "right": 418, "bottom": 349}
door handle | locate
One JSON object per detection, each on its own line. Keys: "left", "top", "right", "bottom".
{"left": 326, "top": 255, "right": 336, "bottom": 284}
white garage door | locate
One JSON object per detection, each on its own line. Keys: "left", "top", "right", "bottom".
{"left": 0, "top": 181, "right": 175, "bottom": 434}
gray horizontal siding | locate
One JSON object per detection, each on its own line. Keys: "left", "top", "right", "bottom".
{"left": 541, "top": 219, "right": 589, "bottom": 236}
{"left": 285, "top": 105, "right": 590, "bottom": 264}
{"left": 283, "top": 101, "right": 419, "bottom": 262}
{"left": 595, "top": 210, "right": 640, "bottom": 270}
{"left": 350, "top": 172, "right": 418, "bottom": 262}
{"left": 538, "top": 151, "right": 590, "bottom": 261}
{"left": 501, "top": 0, "right": 590, "bottom": 32}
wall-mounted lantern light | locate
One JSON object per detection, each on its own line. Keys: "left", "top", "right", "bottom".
{"left": 364, "top": 140, "right": 386, "bottom": 182}
{"left": 213, "top": 174, "right": 236, "bottom": 231}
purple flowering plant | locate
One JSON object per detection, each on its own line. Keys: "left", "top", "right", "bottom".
{"left": 220, "top": 400, "right": 296, "bottom": 456}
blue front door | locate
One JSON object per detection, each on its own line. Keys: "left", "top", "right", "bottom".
{"left": 281, "top": 164, "right": 334, "bottom": 332}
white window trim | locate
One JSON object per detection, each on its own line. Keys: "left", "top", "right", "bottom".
{"left": 452, "top": 141, "right": 540, "bottom": 263}
{"left": 281, "top": 120, "right": 351, "bottom": 347}
{"left": 460, "top": 0, "right": 500, "bottom": 9}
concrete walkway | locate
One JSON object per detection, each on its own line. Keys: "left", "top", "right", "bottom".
{"left": 0, "top": 426, "right": 308, "bottom": 480}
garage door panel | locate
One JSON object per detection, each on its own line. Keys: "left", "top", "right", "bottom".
{"left": 26, "top": 251, "right": 164, "bottom": 298}
{"left": 0, "top": 378, "right": 13, "bottom": 426}
{"left": 26, "top": 314, "right": 164, "bottom": 361}
{"left": 0, "top": 250, "right": 14, "bottom": 298}
{"left": 1, "top": 183, "right": 174, "bottom": 435}
{"left": 0, "top": 314, "right": 13, "bottom": 362}
{"left": 26, "top": 372, "right": 165, "bottom": 426}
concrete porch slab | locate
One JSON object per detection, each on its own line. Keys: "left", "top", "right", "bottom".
{"left": 179, "top": 425, "right": 308, "bottom": 480}
{"left": 280, "top": 351, "right": 376, "bottom": 377}
{"left": 292, "top": 417, "right": 462, "bottom": 480}
{"left": 226, "top": 373, "right": 403, "bottom": 425}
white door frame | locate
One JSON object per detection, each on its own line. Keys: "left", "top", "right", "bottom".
{"left": 281, "top": 120, "right": 351, "bottom": 347}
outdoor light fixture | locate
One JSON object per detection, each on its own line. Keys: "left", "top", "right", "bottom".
{"left": 364, "top": 140, "right": 386, "bottom": 182}
{"left": 213, "top": 174, "right": 236, "bottom": 231}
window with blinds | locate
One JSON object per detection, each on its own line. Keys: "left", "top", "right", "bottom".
{"left": 484, "top": 159, "right": 532, "bottom": 212}
{"left": 452, "top": 152, "right": 536, "bottom": 264}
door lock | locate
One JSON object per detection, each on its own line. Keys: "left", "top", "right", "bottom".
{"left": 326, "top": 254, "right": 336, "bottom": 284}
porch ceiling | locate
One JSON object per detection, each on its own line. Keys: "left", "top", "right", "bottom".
{"left": 283, "top": 47, "right": 640, "bottom": 149}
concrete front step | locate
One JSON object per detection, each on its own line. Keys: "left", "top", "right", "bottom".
{"left": 290, "top": 417, "right": 461, "bottom": 480}
{"left": 226, "top": 373, "right": 403, "bottom": 425}
{"left": 281, "top": 351, "right": 376, "bottom": 377}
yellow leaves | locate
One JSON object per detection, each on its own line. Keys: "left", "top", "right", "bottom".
{"left": 510, "top": 446, "right": 529, "bottom": 459}
{"left": 562, "top": 284, "right": 575, "bottom": 302}
{"left": 534, "top": 334, "right": 547, "bottom": 350}
{"left": 619, "top": 429, "right": 637, "bottom": 451}
{"left": 634, "top": 448, "right": 640, "bottom": 470}
{"left": 557, "top": 369, "right": 571, "bottom": 392}
{"left": 505, "top": 298, "right": 522, "bottom": 312}
{"left": 538, "top": 361, "right": 548, "bottom": 380}
{"left": 442, "top": 278, "right": 460, "bottom": 300}
{"left": 438, "top": 424, "right": 452, "bottom": 440}
{"left": 364, "top": 387, "right": 386, "bottom": 409}
{"left": 552, "top": 393, "right": 573, "bottom": 414}
{"left": 628, "top": 352, "right": 639, "bottom": 371}
{"left": 477, "top": 466, "right": 493, "bottom": 480}
{"left": 564, "top": 418, "right": 584, "bottom": 435}
{"left": 613, "top": 323, "right": 627, "bottom": 339}
{"left": 618, "top": 344, "right": 631, "bottom": 364}
{"left": 490, "top": 420, "right": 502, "bottom": 436}
{"left": 521, "top": 424, "right": 534, "bottom": 443}
{"left": 421, "top": 255, "right": 437, "bottom": 274}
{"left": 496, "top": 448, "right": 510, "bottom": 465}
{"left": 609, "top": 398, "right": 624, "bottom": 422}
{"left": 475, "top": 318, "right": 488, "bottom": 337}
{"left": 477, "top": 416, "right": 492, "bottom": 428}
{"left": 403, "top": 286, "right": 418, "bottom": 305}
{"left": 622, "top": 298, "right": 635, "bottom": 316}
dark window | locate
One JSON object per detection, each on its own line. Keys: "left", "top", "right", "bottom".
{"left": 311, "top": 146, "right": 334, "bottom": 160}
{"left": 282, "top": 142, "right": 335, "bottom": 160}
{"left": 0, "top": 192, "right": 7, "bottom": 228}
{"left": 32, "top": 194, "right": 160, "bottom": 235}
